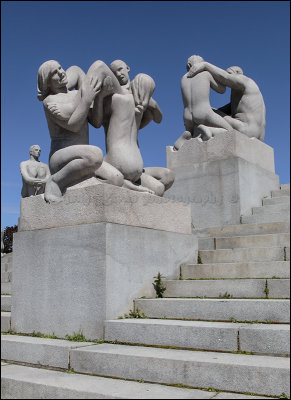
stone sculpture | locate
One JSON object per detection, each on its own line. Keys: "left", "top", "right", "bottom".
{"left": 174, "top": 55, "right": 266, "bottom": 150}
{"left": 20, "top": 145, "right": 51, "bottom": 197}
{"left": 94, "top": 59, "right": 174, "bottom": 196}
{"left": 38, "top": 59, "right": 174, "bottom": 200}
{"left": 1, "top": 228, "right": 5, "bottom": 255}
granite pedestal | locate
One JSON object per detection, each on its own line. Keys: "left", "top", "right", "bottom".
{"left": 165, "top": 131, "right": 280, "bottom": 229}
{"left": 11, "top": 183, "right": 196, "bottom": 340}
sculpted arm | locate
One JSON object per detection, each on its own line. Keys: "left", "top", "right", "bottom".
{"left": 44, "top": 75, "right": 101, "bottom": 133}
{"left": 139, "top": 98, "right": 162, "bottom": 130}
{"left": 189, "top": 62, "right": 245, "bottom": 91}
{"left": 20, "top": 163, "right": 41, "bottom": 185}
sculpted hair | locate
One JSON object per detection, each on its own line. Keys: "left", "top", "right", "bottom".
{"left": 29, "top": 145, "right": 40, "bottom": 154}
{"left": 187, "top": 55, "right": 204, "bottom": 68}
{"left": 227, "top": 66, "right": 243, "bottom": 75}
{"left": 37, "top": 60, "right": 60, "bottom": 101}
{"left": 110, "top": 59, "right": 129, "bottom": 72}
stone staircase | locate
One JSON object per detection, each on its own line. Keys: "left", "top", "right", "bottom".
{"left": 1, "top": 185, "right": 290, "bottom": 399}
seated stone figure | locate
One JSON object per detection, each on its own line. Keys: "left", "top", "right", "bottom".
{"left": 93, "top": 59, "right": 174, "bottom": 196}
{"left": 174, "top": 55, "right": 233, "bottom": 150}
{"left": 20, "top": 145, "right": 51, "bottom": 197}
{"left": 174, "top": 55, "right": 266, "bottom": 150}
{"left": 37, "top": 59, "right": 123, "bottom": 202}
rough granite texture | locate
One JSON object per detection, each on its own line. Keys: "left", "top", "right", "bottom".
{"left": 19, "top": 183, "right": 191, "bottom": 234}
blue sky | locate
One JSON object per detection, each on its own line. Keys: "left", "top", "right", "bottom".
{"left": 1, "top": 1, "right": 290, "bottom": 228}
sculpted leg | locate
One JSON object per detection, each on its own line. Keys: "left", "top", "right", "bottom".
{"left": 143, "top": 167, "right": 175, "bottom": 192}
{"left": 45, "top": 145, "right": 103, "bottom": 203}
{"left": 173, "top": 131, "right": 192, "bottom": 151}
{"left": 95, "top": 161, "right": 124, "bottom": 187}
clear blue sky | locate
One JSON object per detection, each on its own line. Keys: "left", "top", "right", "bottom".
{"left": 1, "top": 1, "right": 290, "bottom": 228}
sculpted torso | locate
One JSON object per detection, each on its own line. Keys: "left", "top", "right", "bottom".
{"left": 229, "top": 77, "right": 266, "bottom": 140}
{"left": 103, "top": 92, "right": 143, "bottom": 182}
{"left": 24, "top": 161, "right": 48, "bottom": 179}
{"left": 44, "top": 91, "right": 89, "bottom": 157}
{"left": 181, "top": 71, "right": 213, "bottom": 126}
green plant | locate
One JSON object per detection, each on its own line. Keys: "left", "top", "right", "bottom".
{"left": 65, "top": 332, "right": 88, "bottom": 342}
{"left": 2, "top": 225, "right": 18, "bottom": 253}
{"left": 219, "top": 292, "right": 233, "bottom": 299}
{"left": 279, "top": 393, "right": 289, "bottom": 399}
{"left": 264, "top": 280, "right": 269, "bottom": 298}
{"left": 152, "top": 272, "right": 166, "bottom": 298}
{"left": 197, "top": 254, "right": 203, "bottom": 264}
{"left": 124, "top": 308, "right": 147, "bottom": 319}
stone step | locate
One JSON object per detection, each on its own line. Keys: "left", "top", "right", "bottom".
{"left": 1, "top": 312, "right": 11, "bottom": 332}
{"left": 272, "top": 188, "right": 290, "bottom": 197}
{"left": 241, "top": 212, "right": 290, "bottom": 224}
{"left": 252, "top": 203, "right": 290, "bottom": 216}
{"left": 198, "top": 247, "right": 287, "bottom": 263}
{"left": 70, "top": 343, "right": 290, "bottom": 397}
{"left": 263, "top": 195, "right": 290, "bottom": 206}
{"left": 1, "top": 363, "right": 275, "bottom": 400}
{"left": 1, "top": 282, "right": 11, "bottom": 295}
{"left": 105, "top": 319, "right": 290, "bottom": 356}
{"left": 199, "top": 233, "right": 290, "bottom": 250}
{"left": 134, "top": 298, "right": 290, "bottom": 323}
{"left": 1, "top": 295, "right": 11, "bottom": 312}
{"left": 181, "top": 261, "right": 290, "bottom": 279}
{"left": 281, "top": 184, "right": 290, "bottom": 190}
{"left": 163, "top": 279, "right": 290, "bottom": 299}
{"left": 1, "top": 334, "right": 96, "bottom": 369}
{"left": 196, "top": 221, "right": 290, "bottom": 238}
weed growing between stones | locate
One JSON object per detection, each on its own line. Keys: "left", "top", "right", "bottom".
{"left": 65, "top": 332, "right": 88, "bottom": 342}
{"left": 123, "top": 308, "right": 147, "bottom": 319}
{"left": 264, "top": 280, "right": 269, "bottom": 298}
{"left": 152, "top": 272, "right": 166, "bottom": 298}
{"left": 197, "top": 254, "right": 203, "bottom": 264}
{"left": 219, "top": 292, "right": 233, "bottom": 299}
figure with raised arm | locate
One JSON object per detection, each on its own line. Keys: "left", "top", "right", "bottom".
{"left": 94, "top": 59, "right": 174, "bottom": 196}
{"left": 20, "top": 145, "right": 51, "bottom": 197}
{"left": 37, "top": 59, "right": 122, "bottom": 203}
{"left": 187, "top": 59, "right": 266, "bottom": 141}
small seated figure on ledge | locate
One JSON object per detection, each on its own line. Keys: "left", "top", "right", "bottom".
{"left": 174, "top": 55, "right": 266, "bottom": 150}
{"left": 20, "top": 145, "right": 51, "bottom": 197}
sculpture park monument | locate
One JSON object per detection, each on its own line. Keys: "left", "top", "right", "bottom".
{"left": 11, "top": 59, "right": 195, "bottom": 340}
{"left": 165, "top": 55, "right": 279, "bottom": 228}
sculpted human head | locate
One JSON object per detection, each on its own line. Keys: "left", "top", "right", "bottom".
{"left": 37, "top": 60, "right": 68, "bottom": 100}
{"left": 186, "top": 55, "right": 204, "bottom": 72}
{"left": 29, "top": 145, "right": 41, "bottom": 159}
{"left": 226, "top": 66, "right": 243, "bottom": 75}
{"left": 110, "top": 60, "right": 130, "bottom": 86}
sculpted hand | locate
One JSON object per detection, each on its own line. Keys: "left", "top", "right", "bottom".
{"left": 46, "top": 103, "right": 67, "bottom": 120}
{"left": 187, "top": 62, "right": 205, "bottom": 78}
{"left": 81, "top": 75, "right": 102, "bottom": 103}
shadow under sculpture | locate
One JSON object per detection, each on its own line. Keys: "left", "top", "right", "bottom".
{"left": 174, "top": 55, "right": 266, "bottom": 150}
{"left": 38, "top": 59, "right": 174, "bottom": 203}
{"left": 20, "top": 145, "right": 51, "bottom": 197}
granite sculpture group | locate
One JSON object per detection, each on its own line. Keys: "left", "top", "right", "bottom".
{"left": 20, "top": 55, "right": 266, "bottom": 201}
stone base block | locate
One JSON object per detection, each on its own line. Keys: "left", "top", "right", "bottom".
{"left": 11, "top": 222, "right": 196, "bottom": 340}
{"left": 165, "top": 132, "right": 279, "bottom": 228}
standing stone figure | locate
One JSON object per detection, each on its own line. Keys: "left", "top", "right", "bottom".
{"left": 94, "top": 59, "right": 174, "bottom": 196}
{"left": 1, "top": 228, "right": 5, "bottom": 255}
{"left": 20, "top": 145, "right": 51, "bottom": 197}
{"left": 174, "top": 55, "right": 266, "bottom": 150}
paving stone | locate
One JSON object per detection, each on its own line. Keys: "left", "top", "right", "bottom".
{"left": 267, "top": 279, "right": 290, "bottom": 298}
{"left": 263, "top": 196, "right": 290, "bottom": 206}
{"left": 1, "top": 295, "right": 11, "bottom": 312}
{"left": 271, "top": 188, "right": 290, "bottom": 197}
{"left": 199, "top": 247, "right": 286, "bottom": 263}
{"left": 215, "top": 233, "right": 290, "bottom": 249}
{"left": 1, "top": 312, "right": 11, "bottom": 332}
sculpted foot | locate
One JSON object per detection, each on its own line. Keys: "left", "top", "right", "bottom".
{"left": 44, "top": 177, "right": 63, "bottom": 203}
{"left": 173, "top": 131, "right": 192, "bottom": 151}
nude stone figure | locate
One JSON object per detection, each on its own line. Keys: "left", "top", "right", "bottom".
{"left": 20, "top": 145, "right": 51, "bottom": 197}
{"left": 174, "top": 56, "right": 266, "bottom": 150}
{"left": 94, "top": 59, "right": 174, "bottom": 196}
{"left": 174, "top": 55, "right": 233, "bottom": 150}
{"left": 37, "top": 60, "right": 121, "bottom": 202}
{"left": 190, "top": 63, "right": 266, "bottom": 142}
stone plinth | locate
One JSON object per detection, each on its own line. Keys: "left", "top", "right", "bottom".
{"left": 165, "top": 131, "right": 280, "bottom": 229}
{"left": 11, "top": 184, "right": 196, "bottom": 340}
